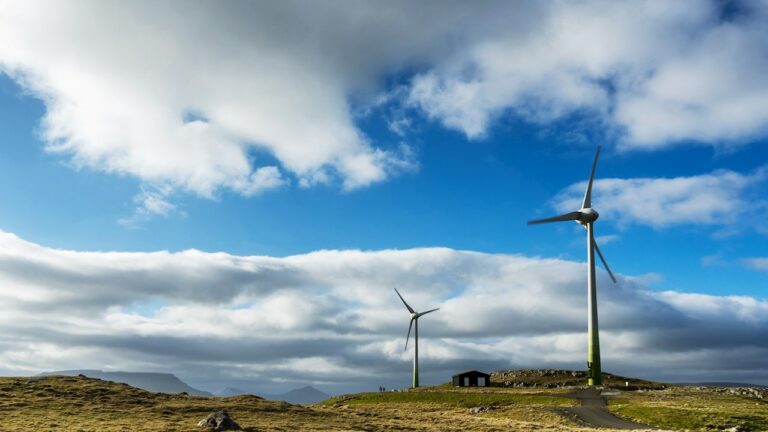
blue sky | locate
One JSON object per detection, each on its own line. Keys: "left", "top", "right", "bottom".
{"left": 1, "top": 71, "right": 765, "bottom": 297}
{"left": 0, "top": 1, "right": 766, "bottom": 393}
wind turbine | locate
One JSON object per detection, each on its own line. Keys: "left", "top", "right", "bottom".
{"left": 394, "top": 288, "right": 439, "bottom": 388}
{"left": 527, "top": 146, "right": 617, "bottom": 386}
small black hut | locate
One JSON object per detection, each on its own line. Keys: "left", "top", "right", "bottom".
{"left": 452, "top": 370, "right": 490, "bottom": 387}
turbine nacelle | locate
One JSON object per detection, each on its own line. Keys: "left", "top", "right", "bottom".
{"left": 394, "top": 288, "right": 439, "bottom": 389}
{"left": 527, "top": 145, "right": 617, "bottom": 284}
{"left": 394, "top": 288, "right": 439, "bottom": 351}
{"left": 576, "top": 207, "right": 599, "bottom": 225}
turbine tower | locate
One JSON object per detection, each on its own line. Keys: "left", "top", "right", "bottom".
{"left": 395, "top": 288, "right": 439, "bottom": 388}
{"left": 527, "top": 146, "right": 617, "bottom": 386}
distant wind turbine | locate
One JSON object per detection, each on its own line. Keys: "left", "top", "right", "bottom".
{"left": 394, "top": 288, "right": 439, "bottom": 388}
{"left": 527, "top": 146, "right": 617, "bottom": 386}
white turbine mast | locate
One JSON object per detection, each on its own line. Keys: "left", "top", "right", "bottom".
{"left": 394, "top": 288, "right": 439, "bottom": 388}
{"left": 527, "top": 145, "right": 617, "bottom": 386}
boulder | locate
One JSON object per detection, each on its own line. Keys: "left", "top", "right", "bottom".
{"left": 197, "top": 409, "right": 241, "bottom": 431}
{"left": 468, "top": 406, "right": 495, "bottom": 414}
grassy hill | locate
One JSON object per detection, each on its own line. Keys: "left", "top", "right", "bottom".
{"left": 0, "top": 375, "right": 337, "bottom": 432}
{"left": 609, "top": 386, "right": 768, "bottom": 431}
{"left": 490, "top": 369, "right": 666, "bottom": 389}
{"left": 2, "top": 373, "right": 767, "bottom": 431}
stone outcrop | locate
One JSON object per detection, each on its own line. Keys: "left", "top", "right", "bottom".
{"left": 712, "top": 386, "right": 767, "bottom": 400}
{"left": 468, "top": 406, "right": 496, "bottom": 414}
{"left": 490, "top": 369, "right": 666, "bottom": 390}
{"left": 197, "top": 409, "right": 241, "bottom": 431}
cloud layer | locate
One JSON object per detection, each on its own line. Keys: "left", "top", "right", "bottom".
{"left": 743, "top": 258, "right": 768, "bottom": 271}
{"left": 409, "top": 1, "right": 768, "bottom": 147}
{"left": 1, "top": 1, "right": 767, "bottom": 208}
{"left": 0, "top": 230, "right": 765, "bottom": 393}
{"left": 0, "top": 1, "right": 434, "bottom": 196}
{"left": 552, "top": 167, "right": 767, "bottom": 230}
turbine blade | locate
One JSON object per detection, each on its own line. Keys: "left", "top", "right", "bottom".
{"left": 527, "top": 211, "right": 581, "bottom": 225}
{"left": 592, "top": 237, "right": 617, "bottom": 283}
{"left": 582, "top": 146, "right": 602, "bottom": 209}
{"left": 394, "top": 288, "right": 415, "bottom": 314}
{"left": 418, "top": 308, "right": 440, "bottom": 318}
{"left": 404, "top": 318, "right": 414, "bottom": 351}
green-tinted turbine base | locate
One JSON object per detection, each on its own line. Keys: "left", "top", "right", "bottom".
{"left": 587, "top": 357, "right": 601, "bottom": 386}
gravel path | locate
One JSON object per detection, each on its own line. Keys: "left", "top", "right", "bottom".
{"left": 559, "top": 388, "right": 655, "bottom": 429}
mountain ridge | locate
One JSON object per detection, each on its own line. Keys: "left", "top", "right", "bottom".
{"left": 674, "top": 381, "right": 768, "bottom": 388}
{"left": 216, "top": 384, "right": 330, "bottom": 404}
{"left": 39, "top": 370, "right": 213, "bottom": 396}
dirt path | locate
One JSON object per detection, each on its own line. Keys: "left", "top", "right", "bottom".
{"left": 558, "top": 388, "right": 655, "bottom": 429}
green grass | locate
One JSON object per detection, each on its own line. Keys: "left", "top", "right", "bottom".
{"left": 321, "top": 390, "right": 575, "bottom": 408}
{"left": 609, "top": 387, "right": 768, "bottom": 431}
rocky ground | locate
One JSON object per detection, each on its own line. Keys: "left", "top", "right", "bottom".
{"left": 491, "top": 369, "right": 667, "bottom": 390}
{"left": 708, "top": 386, "right": 767, "bottom": 401}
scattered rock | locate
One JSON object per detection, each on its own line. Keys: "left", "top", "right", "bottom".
{"left": 468, "top": 406, "right": 495, "bottom": 414}
{"left": 490, "top": 369, "right": 666, "bottom": 390}
{"left": 197, "top": 409, "right": 241, "bottom": 431}
{"left": 24, "top": 377, "right": 45, "bottom": 385}
{"left": 712, "top": 387, "right": 767, "bottom": 401}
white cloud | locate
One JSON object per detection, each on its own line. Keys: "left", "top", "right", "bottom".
{"left": 701, "top": 254, "right": 727, "bottom": 267}
{"left": 407, "top": 1, "right": 768, "bottom": 148}
{"left": 0, "top": 230, "right": 766, "bottom": 392}
{"left": 595, "top": 234, "right": 619, "bottom": 245}
{"left": 658, "top": 291, "right": 767, "bottom": 322}
{"left": 2, "top": 1, "right": 766, "bottom": 215}
{"left": 743, "top": 257, "right": 768, "bottom": 271}
{"left": 0, "top": 1, "right": 441, "bottom": 200}
{"left": 135, "top": 190, "right": 176, "bottom": 217}
{"left": 552, "top": 168, "right": 766, "bottom": 229}
{"left": 232, "top": 166, "right": 286, "bottom": 197}
{"left": 117, "top": 185, "right": 185, "bottom": 227}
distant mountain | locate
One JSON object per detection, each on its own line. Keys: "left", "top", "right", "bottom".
{"left": 216, "top": 386, "right": 251, "bottom": 397}
{"left": 39, "top": 370, "right": 213, "bottom": 396}
{"left": 676, "top": 381, "right": 768, "bottom": 388}
{"left": 214, "top": 385, "right": 329, "bottom": 403}
{"left": 262, "top": 386, "right": 330, "bottom": 404}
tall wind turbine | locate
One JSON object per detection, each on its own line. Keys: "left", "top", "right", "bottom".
{"left": 395, "top": 288, "right": 439, "bottom": 388}
{"left": 527, "top": 146, "right": 617, "bottom": 386}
